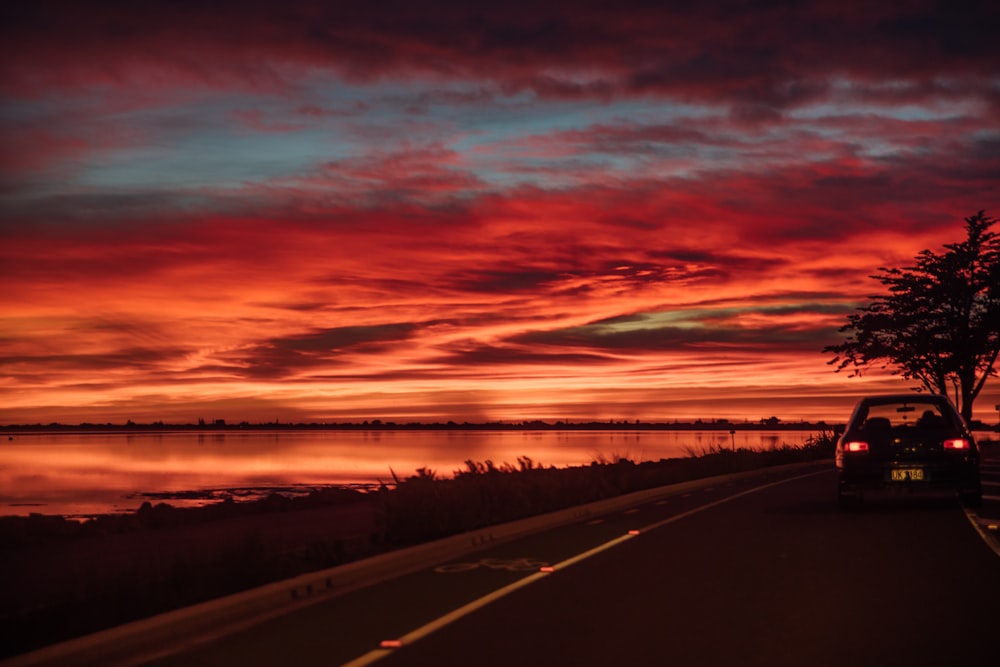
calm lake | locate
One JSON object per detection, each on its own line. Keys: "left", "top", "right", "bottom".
{"left": 3, "top": 429, "right": 828, "bottom": 517}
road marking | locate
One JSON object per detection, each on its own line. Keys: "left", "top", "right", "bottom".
{"left": 341, "top": 536, "right": 635, "bottom": 667}
{"left": 639, "top": 470, "right": 828, "bottom": 534}
{"left": 339, "top": 469, "right": 827, "bottom": 667}
{"left": 434, "top": 557, "right": 549, "bottom": 574}
{"left": 963, "top": 510, "right": 1000, "bottom": 559}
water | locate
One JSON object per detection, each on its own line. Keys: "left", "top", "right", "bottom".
{"left": 2, "top": 429, "right": 828, "bottom": 517}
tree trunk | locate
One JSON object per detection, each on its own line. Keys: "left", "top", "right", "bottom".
{"left": 960, "top": 373, "right": 975, "bottom": 423}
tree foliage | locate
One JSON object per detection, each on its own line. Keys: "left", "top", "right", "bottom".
{"left": 824, "top": 211, "right": 1000, "bottom": 421}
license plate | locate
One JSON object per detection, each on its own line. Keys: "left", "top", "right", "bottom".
{"left": 891, "top": 468, "right": 924, "bottom": 482}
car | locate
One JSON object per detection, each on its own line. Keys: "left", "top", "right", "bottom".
{"left": 835, "top": 394, "right": 981, "bottom": 509}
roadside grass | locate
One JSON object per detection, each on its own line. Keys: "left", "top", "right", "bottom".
{"left": 0, "top": 431, "right": 835, "bottom": 659}
{"left": 375, "top": 430, "right": 836, "bottom": 545}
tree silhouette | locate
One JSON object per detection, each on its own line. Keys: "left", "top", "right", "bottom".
{"left": 825, "top": 211, "right": 1000, "bottom": 422}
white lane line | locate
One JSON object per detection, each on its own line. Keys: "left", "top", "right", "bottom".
{"left": 341, "top": 535, "right": 635, "bottom": 667}
{"left": 340, "top": 469, "right": 827, "bottom": 667}
{"left": 640, "top": 470, "right": 828, "bottom": 534}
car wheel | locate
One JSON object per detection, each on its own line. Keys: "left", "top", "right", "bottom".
{"left": 838, "top": 492, "right": 862, "bottom": 511}
{"left": 837, "top": 471, "right": 861, "bottom": 510}
{"left": 837, "top": 482, "right": 863, "bottom": 511}
{"left": 960, "top": 486, "right": 982, "bottom": 508}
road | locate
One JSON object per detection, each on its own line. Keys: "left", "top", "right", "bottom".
{"left": 141, "top": 453, "right": 1000, "bottom": 667}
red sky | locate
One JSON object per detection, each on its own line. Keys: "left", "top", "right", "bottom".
{"left": 2, "top": 0, "right": 998, "bottom": 425}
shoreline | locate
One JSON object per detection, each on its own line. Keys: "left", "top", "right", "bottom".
{"left": 1, "top": 426, "right": 842, "bottom": 520}
{"left": 2, "top": 481, "right": 385, "bottom": 522}
{"left": 4, "top": 419, "right": 996, "bottom": 434}
{"left": 1, "top": 420, "right": 844, "bottom": 434}
{"left": 5, "top": 427, "right": 997, "bottom": 520}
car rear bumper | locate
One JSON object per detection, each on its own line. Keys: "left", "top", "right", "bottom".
{"left": 838, "top": 463, "right": 980, "bottom": 494}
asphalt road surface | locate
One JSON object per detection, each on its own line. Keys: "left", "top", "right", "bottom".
{"left": 145, "top": 453, "right": 1000, "bottom": 667}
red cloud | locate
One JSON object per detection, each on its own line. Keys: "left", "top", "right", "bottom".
{"left": 2, "top": 0, "right": 998, "bottom": 425}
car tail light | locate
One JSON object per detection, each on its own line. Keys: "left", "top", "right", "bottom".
{"left": 844, "top": 441, "right": 869, "bottom": 453}
{"left": 943, "top": 438, "right": 970, "bottom": 450}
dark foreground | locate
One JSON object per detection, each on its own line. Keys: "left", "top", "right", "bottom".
{"left": 1, "top": 442, "right": 834, "bottom": 659}
{"left": 152, "top": 461, "right": 1000, "bottom": 667}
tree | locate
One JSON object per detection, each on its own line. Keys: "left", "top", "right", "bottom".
{"left": 824, "top": 211, "right": 1000, "bottom": 422}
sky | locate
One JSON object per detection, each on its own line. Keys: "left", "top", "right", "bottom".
{"left": 1, "top": 0, "right": 998, "bottom": 426}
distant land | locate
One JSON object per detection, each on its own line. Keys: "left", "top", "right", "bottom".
{"left": 3, "top": 417, "right": 996, "bottom": 434}
{"left": 1, "top": 417, "right": 836, "bottom": 432}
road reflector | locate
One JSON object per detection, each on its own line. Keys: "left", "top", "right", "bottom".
{"left": 380, "top": 640, "right": 403, "bottom": 649}
{"left": 627, "top": 529, "right": 640, "bottom": 535}
{"left": 539, "top": 566, "right": 555, "bottom": 572}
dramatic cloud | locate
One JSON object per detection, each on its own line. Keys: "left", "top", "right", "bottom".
{"left": 1, "top": 1, "right": 998, "bottom": 424}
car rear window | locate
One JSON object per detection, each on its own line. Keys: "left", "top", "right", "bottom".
{"left": 857, "top": 402, "right": 954, "bottom": 429}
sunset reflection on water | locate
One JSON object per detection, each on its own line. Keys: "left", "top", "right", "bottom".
{"left": 1, "top": 430, "right": 822, "bottom": 517}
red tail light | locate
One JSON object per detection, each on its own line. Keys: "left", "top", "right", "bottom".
{"left": 943, "top": 438, "right": 970, "bottom": 450}
{"left": 845, "top": 441, "right": 869, "bottom": 453}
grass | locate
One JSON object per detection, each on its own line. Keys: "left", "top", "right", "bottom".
{"left": 375, "top": 431, "right": 836, "bottom": 545}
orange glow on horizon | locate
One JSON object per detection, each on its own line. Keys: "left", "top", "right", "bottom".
{"left": 9, "top": 199, "right": 994, "bottom": 425}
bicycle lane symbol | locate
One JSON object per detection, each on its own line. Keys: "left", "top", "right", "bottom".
{"left": 434, "top": 557, "right": 549, "bottom": 573}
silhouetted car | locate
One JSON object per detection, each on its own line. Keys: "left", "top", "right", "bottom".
{"left": 836, "top": 394, "right": 981, "bottom": 509}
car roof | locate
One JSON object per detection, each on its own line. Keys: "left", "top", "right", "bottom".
{"left": 855, "top": 393, "right": 948, "bottom": 403}
{"left": 851, "top": 394, "right": 955, "bottom": 411}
